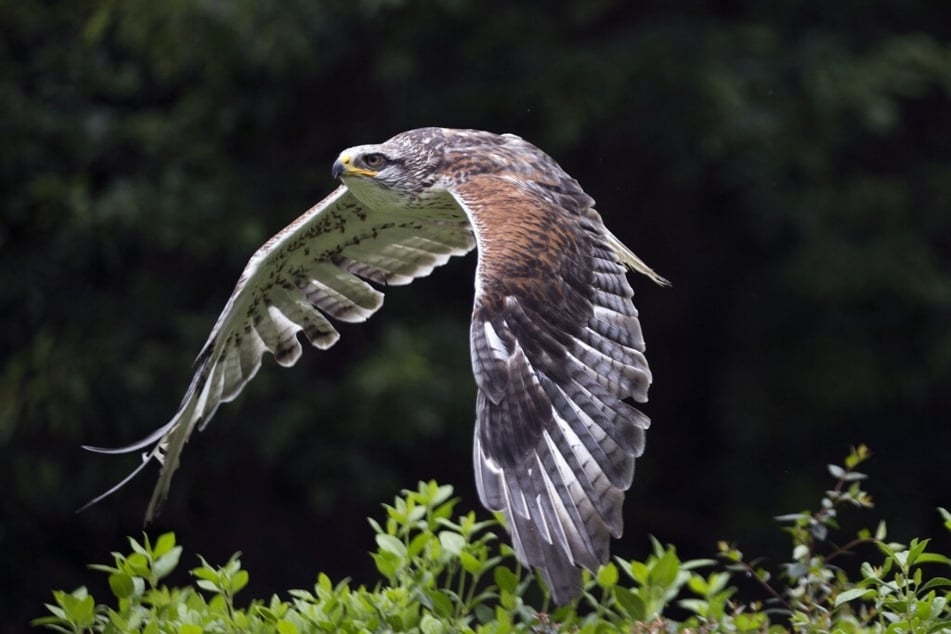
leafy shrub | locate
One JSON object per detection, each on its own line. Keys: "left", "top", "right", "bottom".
{"left": 35, "top": 446, "right": 951, "bottom": 632}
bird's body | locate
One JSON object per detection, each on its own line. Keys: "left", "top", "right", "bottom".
{"left": 86, "top": 128, "right": 667, "bottom": 604}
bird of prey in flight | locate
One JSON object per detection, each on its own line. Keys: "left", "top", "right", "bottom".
{"left": 85, "top": 127, "right": 668, "bottom": 604}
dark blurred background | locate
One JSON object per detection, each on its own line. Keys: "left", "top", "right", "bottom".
{"left": 2, "top": 0, "right": 950, "bottom": 629}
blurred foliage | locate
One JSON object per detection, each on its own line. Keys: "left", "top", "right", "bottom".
{"left": 33, "top": 456, "right": 951, "bottom": 632}
{"left": 2, "top": 0, "right": 950, "bottom": 629}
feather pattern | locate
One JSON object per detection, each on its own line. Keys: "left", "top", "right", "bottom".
{"left": 448, "top": 135, "right": 659, "bottom": 603}
{"left": 83, "top": 128, "right": 665, "bottom": 605}
{"left": 83, "top": 185, "right": 474, "bottom": 520}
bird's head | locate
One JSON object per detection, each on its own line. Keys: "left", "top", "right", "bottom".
{"left": 332, "top": 129, "right": 450, "bottom": 209}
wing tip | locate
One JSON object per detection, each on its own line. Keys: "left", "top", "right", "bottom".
{"left": 603, "top": 228, "right": 670, "bottom": 287}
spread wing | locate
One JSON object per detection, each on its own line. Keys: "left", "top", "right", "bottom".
{"left": 84, "top": 185, "right": 474, "bottom": 521}
{"left": 450, "top": 173, "right": 660, "bottom": 604}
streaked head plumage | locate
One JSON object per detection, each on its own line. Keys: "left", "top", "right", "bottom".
{"left": 332, "top": 128, "right": 452, "bottom": 208}
{"left": 332, "top": 128, "right": 539, "bottom": 208}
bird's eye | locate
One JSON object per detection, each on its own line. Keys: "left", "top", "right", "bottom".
{"left": 363, "top": 153, "right": 386, "bottom": 169}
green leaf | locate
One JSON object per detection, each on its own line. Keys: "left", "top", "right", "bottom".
{"left": 706, "top": 572, "right": 730, "bottom": 595}
{"left": 58, "top": 588, "right": 96, "bottom": 627}
{"left": 276, "top": 619, "right": 299, "bottom": 634}
{"left": 908, "top": 538, "right": 930, "bottom": 565}
{"left": 108, "top": 572, "right": 136, "bottom": 599}
{"left": 680, "top": 558, "right": 718, "bottom": 571}
{"left": 407, "top": 503, "right": 427, "bottom": 523}
{"left": 793, "top": 544, "right": 810, "bottom": 561}
{"left": 153, "top": 546, "right": 183, "bottom": 580}
{"left": 420, "top": 613, "right": 444, "bottom": 634}
{"left": 649, "top": 547, "right": 680, "bottom": 588}
{"left": 614, "top": 586, "right": 645, "bottom": 620}
{"left": 208, "top": 593, "right": 228, "bottom": 613}
{"left": 687, "top": 575, "right": 708, "bottom": 595}
{"left": 494, "top": 606, "right": 512, "bottom": 634}
{"left": 231, "top": 569, "right": 250, "bottom": 594}
{"left": 775, "top": 512, "right": 810, "bottom": 522}
{"left": 628, "top": 560, "right": 650, "bottom": 584}
{"left": 876, "top": 520, "right": 888, "bottom": 540}
{"left": 375, "top": 534, "right": 407, "bottom": 557}
{"left": 921, "top": 577, "right": 951, "bottom": 592}
{"left": 876, "top": 541, "right": 898, "bottom": 559}
{"left": 432, "top": 501, "right": 455, "bottom": 523}
{"left": 835, "top": 587, "right": 875, "bottom": 607}
{"left": 938, "top": 507, "right": 951, "bottom": 532}
{"left": 597, "top": 562, "right": 619, "bottom": 588}
{"left": 473, "top": 603, "right": 493, "bottom": 625}
{"left": 153, "top": 532, "right": 177, "bottom": 558}
{"left": 196, "top": 579, "right": 219, "bottom": 593}
{"left": 499, "top": 588, "right": 517, "bottom": 611}
{"left": 425, "top": 588, "right": 454, "bottom": 618}
{"left": 735, "top": 611, "right": 769, "bottom": 630}
{"left": 679, "top": 598, "right": 708, "bottom": 615}
{"left": 124, "top": 552, "right": 151, "bottom": 577}
{"left": 372, "top": 551, "right": 401, "bottom": 579}
{"left": 191, "top": 557, "right": 218, "bottom": 580}
{"left": 30, "top": 615, "right": 71, "bottom": 631}
{"left": 438, "top": 531, "right": 465, "bottom": 556}
{"left": 916, "top": 553, "right": 951, "bottom": 566}
{"left": 459, "top": 550, "right": 482, "bottom": 574}
{"left": 408, "top": 532, "right": 432, "bottom": 559}
{"left": 386, "top": 502, "right": 406, "bottom": 524}
{"left": 494, "top": 565, "right": 518, "bottom": 594}
{"left": 431, "top": 483, "right": 454, "bottom": 507}
{"left": 128, "top": 536, "right": 148, "bottom": 557}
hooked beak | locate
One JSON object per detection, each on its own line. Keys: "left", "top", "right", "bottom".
{"left": 331, "top": 158, "right": 346, "bottom": 180}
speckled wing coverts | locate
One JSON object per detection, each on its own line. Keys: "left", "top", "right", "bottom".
{"left": 84, "top": 127, "right": 667, "bottom": 605}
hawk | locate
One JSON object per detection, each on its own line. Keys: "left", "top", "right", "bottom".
{"left": 86, "top": 127, "right": 668, "bottom": 604}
